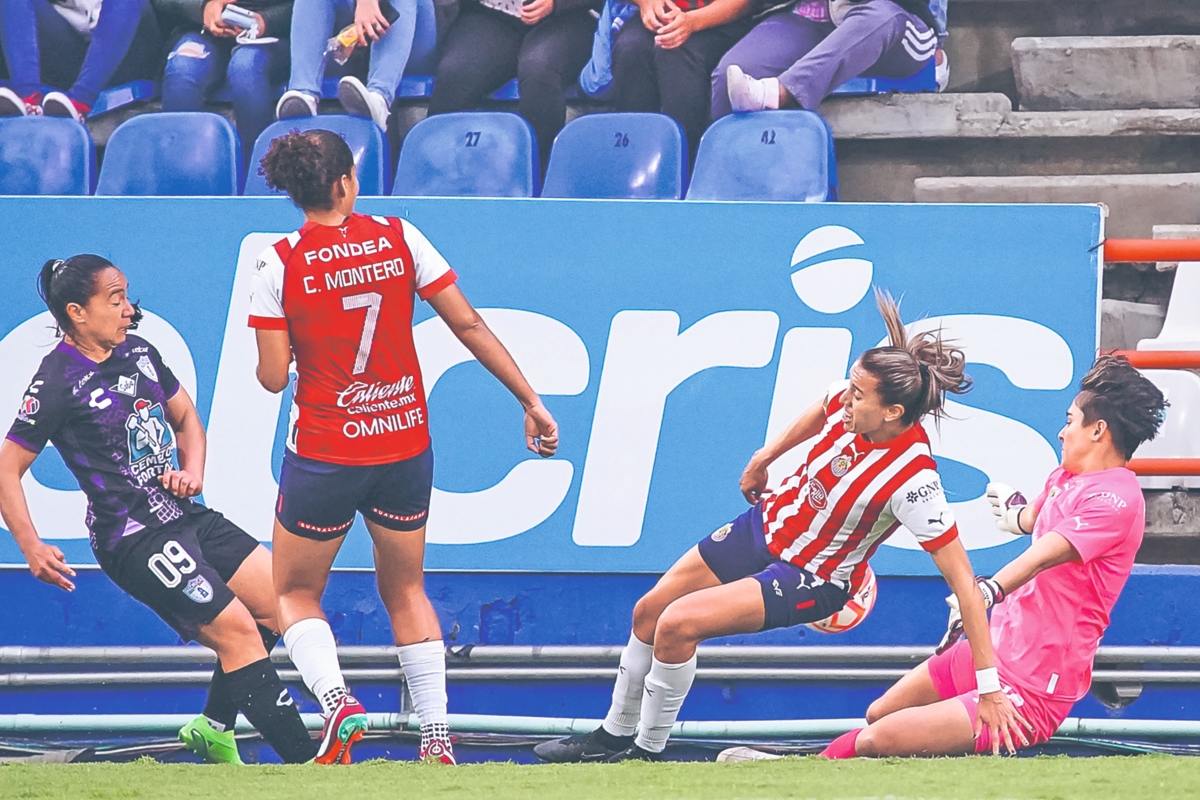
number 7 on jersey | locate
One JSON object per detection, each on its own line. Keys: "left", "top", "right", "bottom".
{"left": 342, "top": 291, "right": 383, "bottom": 375}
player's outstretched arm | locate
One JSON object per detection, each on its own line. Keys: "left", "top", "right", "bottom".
{"left": 0, "top": 440, "right": 75, "bottom": 591}
{"left": 930, "top": 538, "right": 1032, "bottom": 754}
{"left": 992, "top": 532, "right": 1080, "bottom": 597}
{"left": 739, "top": 398, "right": 826, "bottom": 503}
{"left": 163, "top": 387, "right": 206, "bottom": 499}
{"left": 427, "top": 285, "right": 558, "bottom": 458}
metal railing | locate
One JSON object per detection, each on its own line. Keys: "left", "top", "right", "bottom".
{"left": 2, "top": 645, "right": 1197, "bottom": 687}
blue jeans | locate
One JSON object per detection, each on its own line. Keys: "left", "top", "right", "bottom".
{"left": 0, "top": 0, "right": 158, "bottom": 107}
{"left": 162, "top": 31, "right": 290, "bottom": 158}
{"left": 287, "top": 0, "right": 418, "bottom": 106}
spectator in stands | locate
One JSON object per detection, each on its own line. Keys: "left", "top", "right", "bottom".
{"left": 609, "top": 0, "right": 758, "bottom": 156}
{"left": 275, "top": 0, "right": 418, "bottom": 132}
{"left": 425, "top": 0, "right": 601, "bottom": 167}
{"left": 712, "top": 0, "right": 936, "bottom": 118}
{"left": 154, "top": 0, "right": 293, "bottom": 160}
{"left": 0, "top": 0, "right": 161, "bottom": 120}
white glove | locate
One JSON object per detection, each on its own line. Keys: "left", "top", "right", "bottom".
{"left": 986, "top": 481, "right": 1030, "bottom": 535}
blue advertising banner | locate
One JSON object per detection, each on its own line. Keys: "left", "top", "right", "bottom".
{"left": 0, "top": 199, "right": 1102, "bottom": 575}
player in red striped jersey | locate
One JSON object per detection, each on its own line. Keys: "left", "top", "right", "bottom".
{"left": 250, "top": 131, "right": 558, "bottom": 765}
{"left": 535, "top": 290, "right": 1028, "bottom": 763}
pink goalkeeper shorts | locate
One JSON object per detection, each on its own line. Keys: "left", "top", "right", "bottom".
{"left": 927, "top": 640, "right": 1073, "bottom": 754}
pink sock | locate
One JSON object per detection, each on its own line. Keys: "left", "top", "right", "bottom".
{"left": 820, "top": 728, "right": 862, "bottom": 759}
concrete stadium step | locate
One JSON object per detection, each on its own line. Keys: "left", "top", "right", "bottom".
{"left": 1012, "top": 36, "right": 1200, "bottom": 112}
{"left": 818, "top": 92, "right": 1200, "bottom": 139}
{"left": 912, "top": 173, "right": 1200, "bottom": 239}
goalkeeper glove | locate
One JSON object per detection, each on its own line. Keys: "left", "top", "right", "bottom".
{"left": 986, "top": 482, "right": 1031, "bottom": 535}
{"left": 935, "top": 576, "right": 1007, "bottom": 655}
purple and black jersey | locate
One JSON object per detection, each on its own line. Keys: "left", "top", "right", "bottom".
{"left": 6, "top": 335, "right": 191, "bottom": 554}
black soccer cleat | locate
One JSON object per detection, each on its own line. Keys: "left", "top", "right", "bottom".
{"left": 605, "top": 743, "right": 663, "bottom": 762}
{"left": 532, "top": 727, "right": 633, "bottom": 763}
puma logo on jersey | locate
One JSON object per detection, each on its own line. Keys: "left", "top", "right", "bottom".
{"left": 277, "top": 689, "right": 294, "bottom": 707}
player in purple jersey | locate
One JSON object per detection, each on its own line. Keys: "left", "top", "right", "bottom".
{"left": 0, "top": 255, "right": 316, "bottom": 765}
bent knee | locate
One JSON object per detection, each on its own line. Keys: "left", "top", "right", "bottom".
{"left": 653, "top": 604, "right": 702, "bottom": 647}
{"left": 865, "top": 699, "right": 887, "bottom": 725}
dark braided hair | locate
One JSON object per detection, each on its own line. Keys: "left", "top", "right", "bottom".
{"left": 37, "top": 255, "right": 141, "bottom": 336}
{"left": 859, "top": 289, "right": 972, "bottom": 426}
{"left": 259, "top": 130, "right": 355, "bottom": 211}
{"left": 1076, "top": 355, "right": 1167, "bottom": 459}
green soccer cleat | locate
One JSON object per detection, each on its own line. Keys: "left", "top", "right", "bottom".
{"left": 179, "top": 715, "right": 244, "bottom": 765}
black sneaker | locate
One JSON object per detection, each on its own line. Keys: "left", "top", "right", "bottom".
{"left": 532, "top": 727, "right": 632, "bottom": 763}
{"left": 605, "top": 743, "right": 663, "bottom": 762}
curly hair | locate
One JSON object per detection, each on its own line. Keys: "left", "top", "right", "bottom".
{"left": 259, "top": 130, "right": 355, "bottom": 210}
{"left": 858, "top": 289, "right": 973, "bottom": 426}
{"left": 1076, "top": 355, "right": 1167, "bottom": 459}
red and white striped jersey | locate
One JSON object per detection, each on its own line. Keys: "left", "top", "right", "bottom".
{"left": 247, "top": 213, "right": 457, "bottom": 466}
{"left": 761, "top": 382, "right": 959, "bottom": 592}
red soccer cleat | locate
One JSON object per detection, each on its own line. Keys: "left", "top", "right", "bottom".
{"left": 315, "top": 694, "right": 369, "bottom": 765}
{"left": 419, "top": 722, "right": 456, "bottom": 765}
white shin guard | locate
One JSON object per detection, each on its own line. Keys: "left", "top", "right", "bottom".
{"left": 398, "top": 640, "right": 448, "bottom": 727}
{"left": 635, "top": 655, "right": 698, "bottom": 754}
{"left": 602, "top": 633, "right": 655, "bottom": 737}
{"left": 282, "top": 617, "right": 347, "bottom": 716}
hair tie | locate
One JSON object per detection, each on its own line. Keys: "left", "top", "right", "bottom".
{"left": 51, "top": 259, "right": 66, "bottom": 275}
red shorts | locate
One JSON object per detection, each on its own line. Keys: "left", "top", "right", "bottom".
{"left": 927, "top": 640, "right": 1073, "bottom": 754}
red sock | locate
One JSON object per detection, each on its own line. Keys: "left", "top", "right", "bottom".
{"left": 820, "top": 728, "right": 862, "bottom": 759}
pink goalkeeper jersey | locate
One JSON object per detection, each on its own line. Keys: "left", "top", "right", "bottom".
{"left": 990, "top": 466, "right": 1144, "bottom": 702}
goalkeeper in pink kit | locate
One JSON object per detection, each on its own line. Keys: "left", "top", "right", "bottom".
{"left": 820, "top": 355, "right": 1166, "bottom": 758}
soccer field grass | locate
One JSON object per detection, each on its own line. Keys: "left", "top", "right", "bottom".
{"left": 2, "top": 756, "right": 1199, "bottom": 799}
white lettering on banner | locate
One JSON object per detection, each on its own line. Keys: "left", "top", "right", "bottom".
{"left": 416, "top": 309, "right": 589, "bottom": 545}
{"left": 0, "top": 311, "right": 197, "bottom": 540}
{"left": 0, "top": 222, "right": 1087, "bottom": 565}
{"left": 875, "top": 315, "right": 1071, "bottom": 552}
{"left": 572, "top": 310, "right": 781, "bottom": 547}
{"left": 205, "top": 233, "right": 295, "bottom": 540}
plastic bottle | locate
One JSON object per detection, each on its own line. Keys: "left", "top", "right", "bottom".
{"left": 324, "top": 24, "right": 360, "bottom": 66}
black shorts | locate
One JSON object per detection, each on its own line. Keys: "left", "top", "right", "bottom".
{"left": 276, "top": 446, "right": 434, "bottom": 541}
{"left": 697, "top": 504, "right": 850, "bottom": 631}
{"left": 95, "top": 506, "right": 260, "bottom": 642}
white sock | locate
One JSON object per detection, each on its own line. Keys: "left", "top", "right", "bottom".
{"left": 282, "top": 617, "right": 347, "bottom": 716}
{"left": 602, "top": 633, "right": 654, "bottom": 738}
{"left": 398, "top": 640, "right": 448, "bottom": 727}
{"left": 727, "top": 64, "right": 781, "bottom": 113}
{"left": 634, "top": 654, "right": 697, "bottom": 754}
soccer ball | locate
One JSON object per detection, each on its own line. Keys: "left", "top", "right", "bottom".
{"left": 806, "top": 566, "right": 877, "bottom": 634}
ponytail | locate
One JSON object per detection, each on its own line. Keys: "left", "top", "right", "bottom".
{"left": 859, "top": 289, "right": 971, "bottom": 425}
{"left": 37, "top": 254, "right": 140, "bottom": 336}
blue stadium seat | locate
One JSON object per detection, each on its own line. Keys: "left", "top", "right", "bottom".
{"left": 245, "top": 115, "right": 391, "bottom": 195}
{"left": 393, "top": 112, "right": 538, "bottom": 197}
{"left": 831, "top": 58, "right": 938, "bottom": 96}
{"left": 541, "top": 113, "right": 687, "bottom": 200}
{"left": 96, "top": 112, "right": 242, "bottom": 196}
{"left": 686, "top": 111, "right": 837, "bottom": 202}
{"left": 0, "top": 117, "right": 95, "bottom": 195}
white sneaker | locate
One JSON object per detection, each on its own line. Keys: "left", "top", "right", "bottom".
{"left": 0, "top": 87, "right": 30, "bottom": 116}
{"left": 276, "top": 90, "right": 317, "bottom": 120}
{"left": 726, "top": 65, "right": 779, "bottom": 114}
{"left": 935, "top": 48, "right": 949, "bottom": 92}
{"left": 42, "top": 91, "right": 86, "bottom": 122}
{"left": 716, "top": 746, "right": 784, "bottom": 763}
{"left": 337, "top": 76, "right": 390, "bottom": 132}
